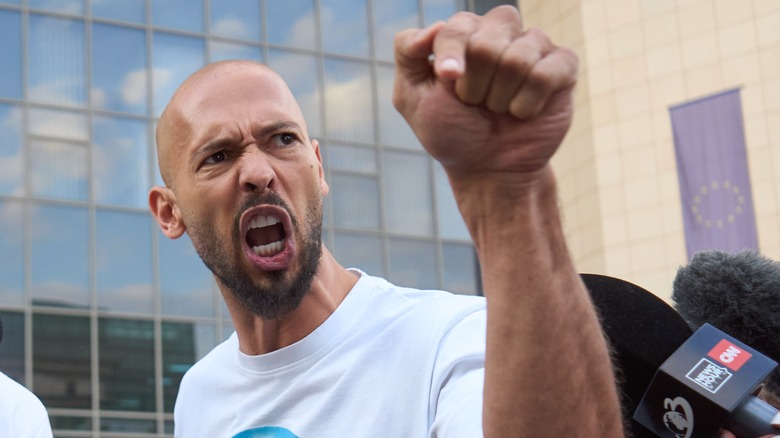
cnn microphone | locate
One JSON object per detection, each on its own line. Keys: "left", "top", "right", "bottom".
{"left": 581, "top": 273, "right": 778, "bottom": 438}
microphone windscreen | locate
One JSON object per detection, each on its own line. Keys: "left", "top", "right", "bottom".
{"left": 582, "top": 273, "right": 693, "bottom": 437}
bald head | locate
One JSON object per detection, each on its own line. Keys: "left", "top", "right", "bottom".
{"left": 156, "top": 60, "right": 296, "bottom": 188}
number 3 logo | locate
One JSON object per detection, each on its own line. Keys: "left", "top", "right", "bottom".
{"left": 662, "top": 396, "right": 694, "bottom": 438}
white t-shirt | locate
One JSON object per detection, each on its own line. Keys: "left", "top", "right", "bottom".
{"left": 174, "top": 270, "right": 487, "bottom": 437}
{"left": 0, "top": 371, "right": 53, "bottom": 438}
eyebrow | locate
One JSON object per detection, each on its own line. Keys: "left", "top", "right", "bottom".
{"left": 191, "top": 120, "right": 305, "bottom": 165}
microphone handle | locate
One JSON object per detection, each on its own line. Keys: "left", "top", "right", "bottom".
{"left": 725, "top": 396, "right": 778, "bottom": 437}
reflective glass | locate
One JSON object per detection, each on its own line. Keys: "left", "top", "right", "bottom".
{"left": 376, "top": 65, "right": 420, "bottom": 149}
{"left": 388, "top": 237, "right": 438, "bottom": 289}
{"left": 382, "top": 151, "right": 434, "bottom": 236}
{"left": 92, "top": 24, "right": 148, "bottom": 115}
{"left": 29, "top": 14, "right": 86, "bottom": 106}
{"left": 332, "top": 232, "right": 384, "bottom": 277}
{"left": 93, "top": 116, "right": 150, "bottom": 208}
{"left": 162, "top": 321, "right": 215, "bottom": 412}
{"left": 30, "top": 140, "right": 88, "bottom": 201}
{"left": 101, "top": 418, "right": 156, "bottom": 433}
{"left": 0, "top": 10, "right": 22, "bottom": 99}
{"left": 209, "top": 40, "right": 263, "bottom": 63}
{"left": 331, "top": 173, "right": 380, "bottom": 230}
{"left": 30, "top": 204, "right": 89, "bottom": 308}
{"left": 96, "top": 210, "right": 153, "bottom": 314}
{"left": 268, "top": 50, "right": 321, "bottom": 138}
{"left": 92, "top": 0, "right": 145, "bottom": 24}
{"left": 0, "top": 201, "right": 23, "bottom": 306}
{"left": 0, "top": 103, "right": 23, "bottom": 195}
{"left": 320, "top": 0, "right": 369, "bottom": 57}
{"left": 442, "top": 242, "right": 479, "bottom": 295}
{"left": 33, "top": 313, "right": 91, "bottom": 409}
{"left": 159, "top": 232, "right": 214, "bottom": 317}
{"left": 99, "top": 318, "right": 155, "bottom": 411}
{"left": 327, "top": 143, "right": 376, "bottom": 174}
{"left": 29, "top": 0, "right": 84, "bottom": 14}
{"left": 434, "top": 162, "right": 469, "bottom": 240}
{"left": 323, "top": 59, "right": 373, "bottom": 144}
{"left": 0, "top": 311, "right": 24, "bottom": 384}
{"left": 266, "top": 0, "right": 315, "bottom": 49}
{"left": 210, "top": 0, "right": 261, "bottom": 40}
{"left": 29, "top": 107, "right": 88, "bottom": 141}
{"left": 152, "top": 0, "right": 203, "bottom": 32}
{"left": 0, "top": 0, "right": 20, "bottom": 4}
{"left": 50, "top": 416, "right": 91, "bottom": 431}
{"left": 424, "top": 0, "right": 461, "bottom": 25}
{"left": 373, "top": 0, "right": 418, "bottom": 61}
{"left": 152, "top": 32, "right": 206, "bottom": 116}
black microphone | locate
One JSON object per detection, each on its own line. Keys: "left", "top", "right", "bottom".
{"left": 672, "top": 249, "right": 780, "bottom": 405}
{"left": 581, "top": 273, "right": 778, "bottom": 438}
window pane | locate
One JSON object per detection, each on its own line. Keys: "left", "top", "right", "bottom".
{"left": 0, "top": 0, "right": 20, "bottom": 4}
{"left": 331, "top": 173, "right": 380, "bottom": 230}
{"left": 30, "top": 204, "right": 89, "bottom": 307}
{"left": 434, "top": 162, "right": 470, "bottom": 240}
{"left": 324, "top": 59, "right": 373, "bottom": 143}
{"left": 0, "top": 201, "right": 24, "bottom": 306}
{"left": 159, "top": 232, "right": 214, "bottom": 317}
{"left": 376, "top": 65, "right": 420, "bottom": 149}
{"left": 0, "top": 311, "right": 24, "bottom": 384}
{"left": 101, "top": 418, "right": 156, "bottom": 433}
{"left": 0, "top": 103, "right": 23, "bottom": 195}
{"left": 96, "top": 210, "right": 153, "bottom": 314}
{"left": 320, "top": 0, "right": 368, "bottom": 57}
{"left": 93, "top": 116, "right": 150, "bottom": 208}
{"left": 382, "top": 151, "right": 434, "bottom": 236}
{"left": 29, "top": 0, "right": 84, "bottom": 14}
{"left": 327, "top": 143, "right": 376, "bottom": 174}
{"left": 50, "top": 416, "right": 91, "bottom": 431}
{"left": 268, "top": 50, "right": 321, "bottom": 138}
{"left": 0, "top": 10, "right": 22, "bottom": 99}
{"left": 332, "top": 232, "right": 384, "bottom": 277}
{"left": 388, "top": 237, "right": 438, "bottom": 289}
{"left": 424, "top": 0, "right": 462, "bottom": 25}
{"left": 30, "top": 140, "right": 88, "bottom": 201}
{"left": 152, "top": 0, "right": 203, "bottom": 32}
{"left": 162, "top": 321, "right": 215, "bottom": 412}
{"left": 29, "top": 107, "right": 88, "bottom": 141}
{"left": 266, "top": 0, "right": 315, "bottom": 49}
{"left": 373, "top": 0, "right": 418, "bottom": 61}
{"left": 29, "top": 14, "right": 86, "bottom": 106}
{"left": 209, "top": 0, "right": 260, "bottom": 40}
{"left": 92, "top": 0, "right": 145, "bottom": 24}
{"left": 99, "top": 318, "right": 155, "bottom": 411}
{"left": 153, "top": 32, "right": 206, "bottom": 116}
{"left": 33, "top": 313, "right": 91, "bottom": 409}
{"left": 209, "top": 40, "right": 263, "bottom": 63}
{"left": 443, "top": 242, "right": 479, "bottom": 295}
{"left": 92, "top": 24, "right": 148, "bottom": 114}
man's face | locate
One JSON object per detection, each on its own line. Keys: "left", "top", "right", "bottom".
{"left": 160, "top": 65, "right": 328, "bottom": 319}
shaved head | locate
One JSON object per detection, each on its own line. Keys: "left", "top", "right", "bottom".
{"left": 156, "top": 60, "right": 286, "bottom": 189}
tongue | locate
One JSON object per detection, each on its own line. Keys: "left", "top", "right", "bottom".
{"left": 247, "top": 223, "right": 284, "bottom": 248}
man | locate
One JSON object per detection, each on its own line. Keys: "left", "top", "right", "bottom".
{"left": 149, "top": 6, "right": 623, "bottom": 437}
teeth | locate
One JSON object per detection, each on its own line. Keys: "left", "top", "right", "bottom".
{"left": 249, "top": 215, "right": 280, "bottom": 229}
{"left": 252, "top": 241, "right": 283, "bottom": 256}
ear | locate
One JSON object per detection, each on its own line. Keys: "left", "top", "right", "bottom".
{"left": 312, "top": 138, "right": 329, "bottom": 197}
{"left": 149, "top": 186, "right": 186, "bottom": 239}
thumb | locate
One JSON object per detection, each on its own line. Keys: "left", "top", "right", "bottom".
{"left": 394, "top": 21, "right": 445, "bottom": 81}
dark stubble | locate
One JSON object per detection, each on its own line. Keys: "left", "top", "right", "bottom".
{"left": 187, "top": 192, "right": 322, "bottom": 320}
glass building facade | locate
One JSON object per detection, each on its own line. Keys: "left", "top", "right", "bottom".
{"left": 0, "top": 0, "right": 512, "bottom": 436}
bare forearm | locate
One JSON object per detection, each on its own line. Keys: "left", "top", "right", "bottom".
{"left": 451, "top": 167, "right": 623, "bottom": 437}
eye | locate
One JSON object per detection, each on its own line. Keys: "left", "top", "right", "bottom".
{"left": 203, "top": 151, "right": 227, "bottom": 165}
{"left": 272, "top": 133, "right": 298, "bottom": 147}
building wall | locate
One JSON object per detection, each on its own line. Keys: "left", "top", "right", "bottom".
{"left": 521, "top": 0, "right": 780, "bottom": 300}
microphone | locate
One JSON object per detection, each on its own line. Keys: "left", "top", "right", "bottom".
{"left": 672, "top": 249, "right": 780, "bottom": 406}
{"left": 581, "top": 273, "right": 778, "bottom": 438}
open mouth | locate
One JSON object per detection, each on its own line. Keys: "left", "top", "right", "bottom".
{"left": 246, "top": 214, "right": 286, "bottom": 256}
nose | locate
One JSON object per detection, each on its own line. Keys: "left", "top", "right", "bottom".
{"left": 238, "top": 148, "right": 275, "bottom": 193}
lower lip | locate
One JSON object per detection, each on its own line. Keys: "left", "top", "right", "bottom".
{"left": 244, "top": 239, "right": 295, "bottom": 271}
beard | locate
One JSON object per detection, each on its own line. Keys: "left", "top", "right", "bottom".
{"left": 186, "top": 192, "right": 323, "bottom": 320}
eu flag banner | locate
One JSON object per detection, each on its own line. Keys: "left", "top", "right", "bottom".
{"left": 670, "top": 89, "right": 758, "bottom": 260}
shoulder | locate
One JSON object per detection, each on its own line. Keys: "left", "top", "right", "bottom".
{"left": 0, "top": 372, "right": 52, "bottom": 437}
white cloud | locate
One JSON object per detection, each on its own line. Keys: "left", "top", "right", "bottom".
{"left": 211, "top": 17, "right": 250, "bottom": 39}
{"left": 122, "top": 69, "right": 148, "bottom": 105}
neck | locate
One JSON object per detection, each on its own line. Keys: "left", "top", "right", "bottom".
{"left": 223, "top": 246, "right": 358, "bottom": 355}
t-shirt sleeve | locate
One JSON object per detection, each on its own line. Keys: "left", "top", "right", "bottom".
{"left": 428, "top": 307, "right": 486, "bottom": 438}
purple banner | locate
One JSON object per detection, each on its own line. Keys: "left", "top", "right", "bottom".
{"left": 670, "top": 89, "right": 758, "bottom": 260}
